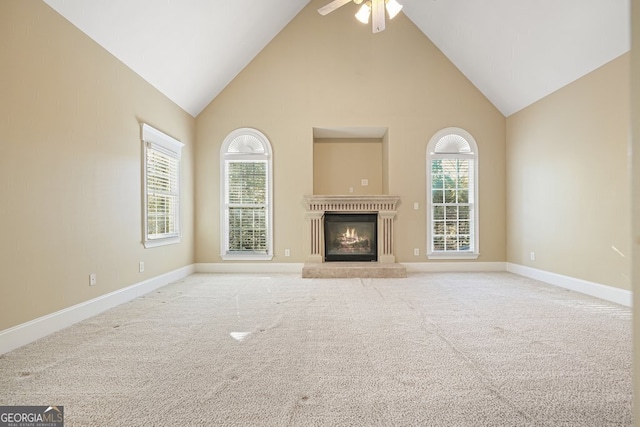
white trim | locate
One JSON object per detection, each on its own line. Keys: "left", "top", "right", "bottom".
{"left": 507, "top": 263, "right": 632, "bottom": 307}
{"left": 220, "top": 254, "right": 274, "bottom": 261}
{"left": 195, "top": 263, "right": 304, "bottom": 274}
{"left": 0, "top": 265, "right": 195, "bottom": 355}
{"left": 427, "top": 252, "right": 480, "bottom": 260}
{"left": 402, "top": 262, "right": 506, "bottom": 272}
{"left": 141, "top": 123, "right": 184, "bottom": 153}
{"left": 144, "top": 236, "right": 181, "bottom": 248}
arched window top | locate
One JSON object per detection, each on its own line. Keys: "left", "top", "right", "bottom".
{"left": 228, "top": 134, "right": 265, "bottom": 154}
{"left": 428, "top": 127, "right": 477, "bottom": 156}
{"left": 222, "top": 128, "right": 271, "bottom": 157}
{"left": 435, "top": 134, "right": 471, "bottom": 154}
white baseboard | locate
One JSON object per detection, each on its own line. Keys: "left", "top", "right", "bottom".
{"left": 195, "top": 263, "right": 305, "bottom": 274}
{"left": 0, "top": 264, "right": 195, "bottom": 355}
{"left": 3, "top": 261, "right": 628, "bottom": 355}
{"left": 401, "top": 262, "right": 507, "bottom": 273}
{"left": 507, "top": 263, "right": 632, "bottom": 307}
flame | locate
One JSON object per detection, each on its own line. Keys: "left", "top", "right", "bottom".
{"left": 342, "top": 227, "right": 360, "bottom": 243}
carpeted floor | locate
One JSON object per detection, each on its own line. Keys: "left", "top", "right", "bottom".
{"left": 0, "top": 272, "right": 632, "bottom": 426}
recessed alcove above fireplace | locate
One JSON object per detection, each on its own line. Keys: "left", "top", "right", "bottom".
{"left": 313, "top": 127, "right": 389, "bottom": 196}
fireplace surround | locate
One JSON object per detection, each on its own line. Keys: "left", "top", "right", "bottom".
{"left": 303, "top": 195, "right": 400, "bottom": 264}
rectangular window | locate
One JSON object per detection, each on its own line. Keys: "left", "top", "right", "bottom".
{"left": 431, "top": 158, "right": 473, "bottom": 252}
{"left": 225, "top": 161, "right": 268, "bottom": 253}
{"left": 142, "top": 124, "right": 183, "bottom": 248}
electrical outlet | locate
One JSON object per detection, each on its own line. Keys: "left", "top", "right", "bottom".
{"left": 284, "top": 249, "right": 290, "bottom": 257}
{"left": 414, "top": 248, "right": 420, "bottom": 256}
{"left": 139, "top": 262, "right": 145, "bottom": 273}
{"left": 349, "top": 187, "right": 354, "bottom": 193}
{"left": 414, "top": 202, "right": 419, "bottom": 210}
{"left": 530, "top": 252, "right": 536, "bottom": 261}
{"left": 361, "top": 179, "right": 368, "bottom": 186}
{"left": 89, "top": 273, "right": 97, "bottom": 286}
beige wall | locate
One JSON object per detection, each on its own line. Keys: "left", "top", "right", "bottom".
{"left": 506, "top": 54, "right": 631, "bottom": 290}
{"left": 0, "top": 1, "right": 195, "bottom": 331}
{"left": 631, "top": 0, "right": 639, "bottom": 421}
{"left": 313, "top": 138, "right": 383, "bottom": 195}
{"left": 195, "top": 0, "right": 506, "bottom": 263}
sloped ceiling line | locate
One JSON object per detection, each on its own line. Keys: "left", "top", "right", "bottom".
{"left": 43, "top": 0, "right": 630, "bottom": 117}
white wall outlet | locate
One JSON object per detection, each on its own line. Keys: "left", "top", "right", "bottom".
{"left": 349, "top": 186, "right": 354, "bottom": 193}
{"left": 414, "top": 202, "right": 419, "bottom": 210}
{"left": 361, "top": 179, "right": 368, "bottom": 186}
{"left": 139, "top": 262, "right": 145, "bottom": 273}
{"left": 414, "top": 248, "right": 420, "bottom": 256}
{"left": 530, "top": 252, "right": 536, "bottom": 261}
{"left": 89, "top": 273, "right": 97, "bottom": 286}
{"left": 284, "top": 249, "right": 290, "bottom": 257}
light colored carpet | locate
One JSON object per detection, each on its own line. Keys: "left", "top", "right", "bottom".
{"left": 0, "top": 272, "right": 632, "bottom": 426}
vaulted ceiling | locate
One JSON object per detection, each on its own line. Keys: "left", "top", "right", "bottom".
{"left": 42, "top": 0, "right": 629, "bottom": 118}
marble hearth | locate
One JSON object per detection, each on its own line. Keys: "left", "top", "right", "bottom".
{"left": 302, "top": 195, "right": 407, "bottom": 278}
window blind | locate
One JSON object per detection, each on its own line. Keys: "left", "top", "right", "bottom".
{"left": 226, "top": 160, "right": 268, "bottom": 253}
{"left": 431, "top": 158, "right": 474, "bottom": 252}
{"left": 146, "top": 144, "right": 179, "bottom": 239}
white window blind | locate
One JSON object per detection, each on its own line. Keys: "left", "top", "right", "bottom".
{"left": 431, "top": 158, "right": 474, "bottom": 252}
{"left": 141, "top": 123, "right": 183, "bottom": 248}
{"left": 226, "top": 161, "right": 268, "bottom": 253}
{"left": 147, "top": 143, "right": 179, "bottom": 239}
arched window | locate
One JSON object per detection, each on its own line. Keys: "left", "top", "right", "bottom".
{"left": 220, "top": 128, "right": 273, "bottom": 260}
{"left": 426, "top": 127, "right": 479, "bottom": 259}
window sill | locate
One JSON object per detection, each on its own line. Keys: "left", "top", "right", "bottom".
{"left": 220, "top": 254, "right": 274, "bottom": 261}
{"left": 144, "top": 236, "right": 181, "bottom": 248}
{"left": 427, "top": 251, "right": 479, "bottom": 260}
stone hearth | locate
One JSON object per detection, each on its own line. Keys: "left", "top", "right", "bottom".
{"left": 302, "top": 195, "right": 407, "bottom": 278}
{"left": 302, "top": 262, "right": 407, "bottom": 279}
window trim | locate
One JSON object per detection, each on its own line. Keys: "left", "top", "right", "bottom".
{"left": 141, "top": 123, "right": 184, "bottom": 248}
{"left": 426, "top": 127, "right": 479, "bottom": 260}
{"left": 220, "top": 128, "right": 273, "bottom": 261}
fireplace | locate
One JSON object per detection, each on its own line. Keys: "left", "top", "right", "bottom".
{"left": 302, "top": 195, "right": 406, "bottom": 277}
{"left": 303, "top": 195, "right": 400, "bottom": 264}
{"left": 324, "top": 213, "right": 377, "bottom": 262}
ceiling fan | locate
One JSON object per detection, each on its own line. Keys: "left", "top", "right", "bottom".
{"left": 318, "top": 0, "right": 403, "bottom": 33}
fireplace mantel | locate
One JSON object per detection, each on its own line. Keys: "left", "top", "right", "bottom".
{"left": 303, "top": 195, "right": 400, "bottom": 264}
{"left": 303, "top": 195, "right": 400, "bottom": 213}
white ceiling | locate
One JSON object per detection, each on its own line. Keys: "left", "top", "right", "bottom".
{"left": 43, "top": 0, "right": 630, "bottom": 118}
{"left": 403, "top": 0, "right": 630, "bottom": 116}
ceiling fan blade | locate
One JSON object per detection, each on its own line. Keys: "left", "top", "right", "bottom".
{"left": 318, "top": 0, "right": 352, "bottom": 16}
{"left": 371, "top": 0, "right": 385, "bottom": 33}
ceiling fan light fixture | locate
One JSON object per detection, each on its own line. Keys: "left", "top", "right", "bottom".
{"left": 385, "top": 0, "right": 403, "bottom": 19}
{"left": 318, "top": 0, "right": 401, "bottom": 33}
{"left": 355, "top": 2, "right": 371, "bottom": 24}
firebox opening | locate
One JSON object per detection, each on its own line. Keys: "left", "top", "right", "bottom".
{"left": 324, "top": 213, "right": 378, "bottom": 262}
